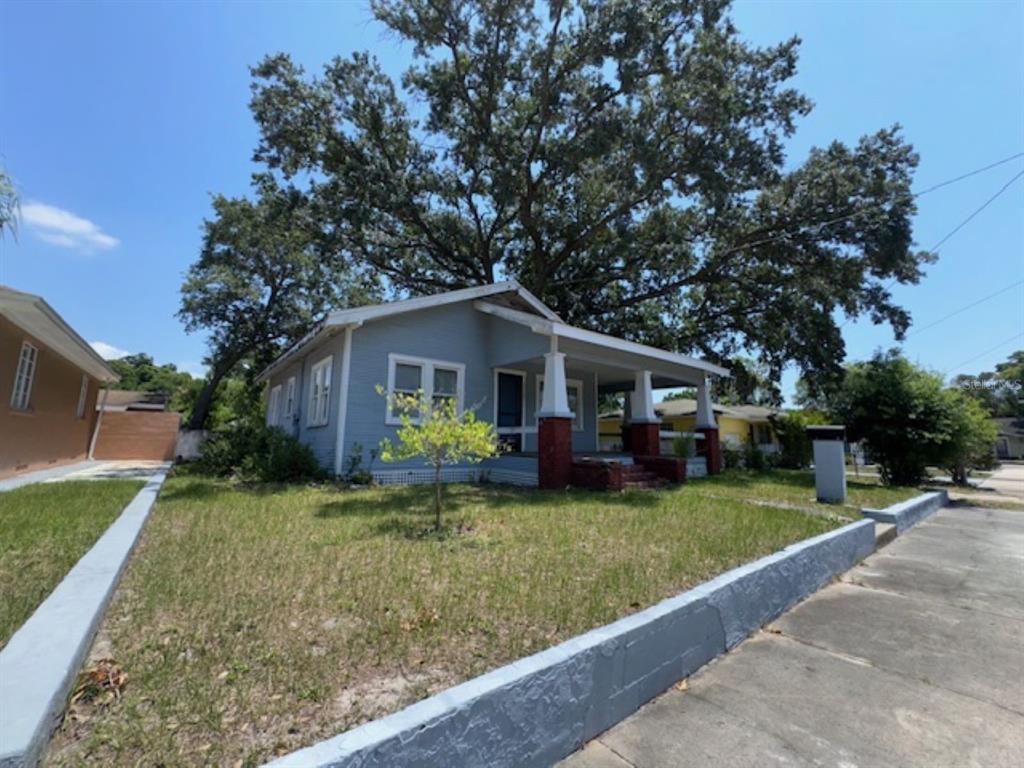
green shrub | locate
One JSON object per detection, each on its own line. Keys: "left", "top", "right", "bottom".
{"left": 722, "top": 444, "right": 744, "bottom": 469}
{"left": 769, "top": 410, "right": 828, "bottom": 469}
{"left": 743, "top": 442, "right": 766, "bottom": 471}
{"left": 671, "top": 434, "right": 696, "bottom": 459}
{"left": 200, "top": 424, "right": 325, "bottom": 483}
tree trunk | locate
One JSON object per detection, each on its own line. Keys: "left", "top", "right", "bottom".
{"left": 433, "top": 464, "right": 443, "bottom": 531}
{"left": 186, "top": 359, "right": 234, "bottom": 430}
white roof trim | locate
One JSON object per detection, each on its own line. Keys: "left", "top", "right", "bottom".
{"left": 326, "top": 281, "right": 561, "bottom": 326}
{"left": 257, "top": 281, "right": 561, "bottom": 382}
{"left": 473, "top": 301, "right": 730, "bottom": 378}
{"left": 0, "top": 285, "right": 118, "bottom": 382}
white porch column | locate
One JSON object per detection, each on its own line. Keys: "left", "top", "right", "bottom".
{"left": 695, "top": 376, "right": 717, "bottom": 428}
{"left": 537, "top": 342, "right": 573, "bottom": 419}
{"left": 630, "top": 370, "right": 658, "bottom": 423}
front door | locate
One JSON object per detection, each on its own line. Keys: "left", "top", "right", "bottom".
{"left": 496, "top": 371, "right": 524, "bottom": 452}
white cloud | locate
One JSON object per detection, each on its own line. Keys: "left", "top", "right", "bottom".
{"left": 90, "top": 341, "right": 129, "bottom": 360}
{"left": 22, "top": 201, "right": 120, "bottom": 252}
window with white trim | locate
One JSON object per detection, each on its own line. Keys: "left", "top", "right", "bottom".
{"left": 284, "top": 376, "right": 296, "bottom": 421}
{"left": 268, "top": 385, "right": 282, "bottom": 427}
{"left": 386, "top": 353, "right": 465, "bottom": 424}
{"left": 308, "top": 356, "right": 333, "bottom": 427}
{"left": 10, "top": 341, "right": 38, "bottom": 411}
{"left": 536, "top": 375, "right": 585, "bottom": 431}
{"left": 76, "top": 375, "right": 89, "bottom": 419}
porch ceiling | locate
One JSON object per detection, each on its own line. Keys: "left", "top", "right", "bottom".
{"left": 493, "top": 348, "right": 703, "bottom": 392}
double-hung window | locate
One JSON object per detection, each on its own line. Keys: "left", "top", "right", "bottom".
{"left": 11, "top": 341, "right": 38, "bottom": 411}
{"left": 536, "top": 375, "right": 585, "bottom": 431}
{"left": 76, "top": 375, "right": 89, "bottom": 419}
{"left": 284, "top": 376, "right": 296, "bottom": 422}
{"left": 386, "top": 353, "right": 464, "bottom": 424}
{"left": 308, "top": 356, "right": 333, "bottom": 427}
{"left": 268, "top": 385, "right": 282, "bottom": 427}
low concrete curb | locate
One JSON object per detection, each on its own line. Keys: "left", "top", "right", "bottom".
{"left": 266, "top": 519, "right": 875, "bottom": 768}
{"left": 0, "top": 471, "right": 168, "bottom": 768}
{"left": 861, "top": 490, "right": 949, "bottom": 534}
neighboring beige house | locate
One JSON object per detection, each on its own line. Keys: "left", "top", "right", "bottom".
{"left": 994, "top": 417, "right": 1024, "bottom": 460}
{"left": 600, "top": 398, "right": 781, "bottom": 454}
{"left": 0, "top": 285, "right": 118, "bottom": 478}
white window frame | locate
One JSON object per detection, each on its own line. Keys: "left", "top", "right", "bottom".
{"left": 385, "top": 353, "right": 465, "bottom": 425}
{"left": 268, "top": 384, "right": 282, "bottom": 427}
{"left": 76, "top": 374, "right": 89, "bottom": 419}
{"left": 308, "top": 355, "right": 333, "bottom": 427}
{"left": 536, "top": 375, "right": 585, "bottom": 431}
{"left": 284, "top": 376, "right": 297, "bottom": 421}
{"left": 10, "top": 341, "right": 38, "bottom": 411}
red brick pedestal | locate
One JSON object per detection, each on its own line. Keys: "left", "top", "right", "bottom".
{"left": 698, "top": 427, "right": 722, "bottom": 474}
{"left": 538, "top": 417, "right": 573, "bottom": 489}
{"left": 630, "top": 422, "right": 661, "bottom": 457}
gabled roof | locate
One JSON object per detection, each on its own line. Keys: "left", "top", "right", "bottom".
{"left": 327, "top": 281, "right": 560, "bottom": 326}
{"left": 256, "top": 280, "right": 729, "bottom": 383}
{"left": 0, "top": 285, "right": 118, "bottom": 382}
{"left": 256, "top": 281, "right": 558, "bottom": 382}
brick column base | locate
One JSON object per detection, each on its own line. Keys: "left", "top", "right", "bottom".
{"left": 539, "top": 417, "right": 573, "bottom": 489}
{"left": 630, "top": 422, "right": 661, "bottom": 457}
{"left": 698, "top": 427, "right": 722, "bottom": 474}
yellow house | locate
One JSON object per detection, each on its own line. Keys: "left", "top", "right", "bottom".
{"left": 599, "top": 399, "right": 780, "bottom": 454}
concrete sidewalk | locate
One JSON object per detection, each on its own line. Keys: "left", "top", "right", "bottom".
{"left": 0, "top": 459, "right": 170, "bottom": 492}
{"left": 561, "top": 505, "right": 1024, "bottom": 768}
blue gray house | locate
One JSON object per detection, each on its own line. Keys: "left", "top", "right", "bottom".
{"left": 256, "top": 282, "right": 728, "bottom": 488}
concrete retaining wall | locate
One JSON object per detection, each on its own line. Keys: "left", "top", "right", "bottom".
{"left": 266, "top": 518, "right": 875, "bottom": 768}
{"left": 861, "top": 490, "right": 948, "bottom": 534}
{"left": 0, "top": 472, "right": 168, "bottom": 768}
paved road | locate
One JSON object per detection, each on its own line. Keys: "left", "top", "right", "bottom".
{"left": 561, "top": 505, "right": 1024, "bottom": 768}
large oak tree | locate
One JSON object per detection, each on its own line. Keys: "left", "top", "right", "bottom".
{"left": 179, "top": 175, "right": 373, "bottom": 429}
{"left": 248, "top": 0, "right": 930, "bottom": 393}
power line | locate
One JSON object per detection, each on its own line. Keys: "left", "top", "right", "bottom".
{"left": 913, "top": 151, "right": 1024, "bottom": 196}
{"left": 942, "top": 332, "right": 1024, "bottom": 377}
{"left": 841, "top": 167, "right": 1024, "bottom": 329}
{"left": 720, "top": 151, "right": 1024, "bottom": 262}
{"left": 904, "top": 281, "right": 1024, "bottom": 339}
{"left": 928, "top": 169, "right": 1024, "bottom": 253}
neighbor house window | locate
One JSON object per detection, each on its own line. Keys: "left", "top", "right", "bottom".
{"left": 10, "top": 341, "right": 38, "bottom": 411}
{"left": 284, "top": 376, "right": 296, "bottom": 421}
{"left": 385, "top": 353, "right": 465, "bottom": 424}
{"left": 76, "top": 375, "right": 89, "bottom": 419}
{"left": 308, "top": 356, "right": 333, "bottom": 427}
{"left": 268, "top": 385, "right": 282, "bottom": 427}
{"left": 536, "top": 376, "right": 585, "bottom": 431}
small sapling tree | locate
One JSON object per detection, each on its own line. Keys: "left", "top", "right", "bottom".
{"left": 377, "top": 388, "right": 499, "bottom": 530}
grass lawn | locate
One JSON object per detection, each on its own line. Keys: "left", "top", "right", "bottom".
{"left": 686, "top": 468, "right": 920, "bottom": 514}
{"left": 47, "top": 473, "right": 843, "bottom": 767}
{"left": 0, "top": 480, "right": 144, "bottom": 648}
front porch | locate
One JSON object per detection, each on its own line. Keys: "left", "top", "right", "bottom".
{"left": 477, "top": 302, "right": 728, "bottom": 490}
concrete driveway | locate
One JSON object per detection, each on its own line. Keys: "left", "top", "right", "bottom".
{"left": 561, "top": 505, "right": 1024, "bottom": 768}
{"left": 977, "top": 463, "right": 1024, "bottom": 501}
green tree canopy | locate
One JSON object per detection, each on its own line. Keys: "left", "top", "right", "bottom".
{"left": 178, "top": 175, "right": 375, "bottom": 429}
{"left": 832, "top": 350, "right": 995, "bottom": 486}
{"left": 952, "top": 350, "right": 1024, "bottom": 418}
{"left": 249, "top": 0, "right": 930, "bottom": 394}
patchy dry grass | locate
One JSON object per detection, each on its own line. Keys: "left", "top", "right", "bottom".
{"left": 686, "top": 468, "right": 919, "bottom": 514}
{"left": 46, "top": 474, "right": 840, "bottom": 767}
{"left": 0, "top": 480, "right": 144, "bottom": 648}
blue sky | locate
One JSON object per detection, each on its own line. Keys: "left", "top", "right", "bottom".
{"left": 1, "top": 0, "right": 1021, "bottom": 398}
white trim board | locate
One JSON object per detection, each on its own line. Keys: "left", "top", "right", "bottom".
{"left": 333, "top": 326, "right": 355, "bottom": 477}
